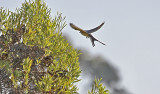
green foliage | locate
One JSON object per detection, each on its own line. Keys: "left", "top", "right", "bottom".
{"left": 0, "top": 0, "right": 80, "bottom": 93}
{"left": 88, "top": 77, "right": 109, "bottom": 94}
{"left": 0, "top": 0, "right": 109, "bottom": 94}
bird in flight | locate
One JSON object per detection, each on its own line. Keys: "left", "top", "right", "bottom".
{"left": 70, "top": 22, "right": 106, "bottom": 47}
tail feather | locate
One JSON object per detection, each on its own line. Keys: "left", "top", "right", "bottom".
{"left": 89, "top": 34, "right": 106, "bottom": 47}
{"left": 97, "top": 40, "right": 106, "bottom": 45}
{"left": 90, "top": 37, "right": 95, "bottom": 47}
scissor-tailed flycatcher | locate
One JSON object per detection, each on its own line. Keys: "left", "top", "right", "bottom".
{"left": 70, "top": 22, "right": 106, "bottom": 47}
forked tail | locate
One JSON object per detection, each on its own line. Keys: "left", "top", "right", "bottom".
{"left": 89, "top": 34, "right": 106, "bottom": 47}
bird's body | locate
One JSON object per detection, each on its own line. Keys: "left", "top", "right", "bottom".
{"left": 80, "top": 31, "right": 89, "bottom": 38}
{"left": 70, "top": 22, "right": 106, "bottom": 47}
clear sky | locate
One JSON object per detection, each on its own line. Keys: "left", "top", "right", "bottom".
{"left": 1, "top": 0, "right": 160, "bottom": 94}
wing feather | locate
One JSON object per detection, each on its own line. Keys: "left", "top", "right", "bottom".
{"left": 70, "top": 23, "right": 86, "bottom": 33}
{"left": 70, "top": 23, "right": 89, "bottom": 37}
{"left": 86, "top": 22, "right": 105, "bottom": 33}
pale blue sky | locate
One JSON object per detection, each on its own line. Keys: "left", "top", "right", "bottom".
{"left": 1, "top": 0, "right": 160, "bottom": 94}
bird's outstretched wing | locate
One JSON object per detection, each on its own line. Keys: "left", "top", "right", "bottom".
{"left": 85, "top": 22, "right": 105, "bottom": 33}
{"left": 70, "top": 23, "right": 87, "bottom": 34}
{"left": 70, "top": 23, "right": 89, "bottom": 37}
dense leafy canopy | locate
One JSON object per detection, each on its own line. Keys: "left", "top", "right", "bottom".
{"left": 0, "top": 0, "right": 108, "bottom": 93}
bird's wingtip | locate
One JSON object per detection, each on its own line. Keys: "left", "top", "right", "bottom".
{"left": 69, "top": 23, "right": 75, "bottom": 28}
{"left": 69, "top": 23, "right": 73, "bottom": 25}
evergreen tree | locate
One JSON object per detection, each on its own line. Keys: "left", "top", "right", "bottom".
{"left": 0, "top": 0, "right": 108, "bottom": 93}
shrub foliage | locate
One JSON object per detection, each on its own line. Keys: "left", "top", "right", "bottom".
{"left": 0, "top": 0, "right": 80, "bottom": 93}
{"left": 0, "top": 0, "right": 109, "bottom": 94}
